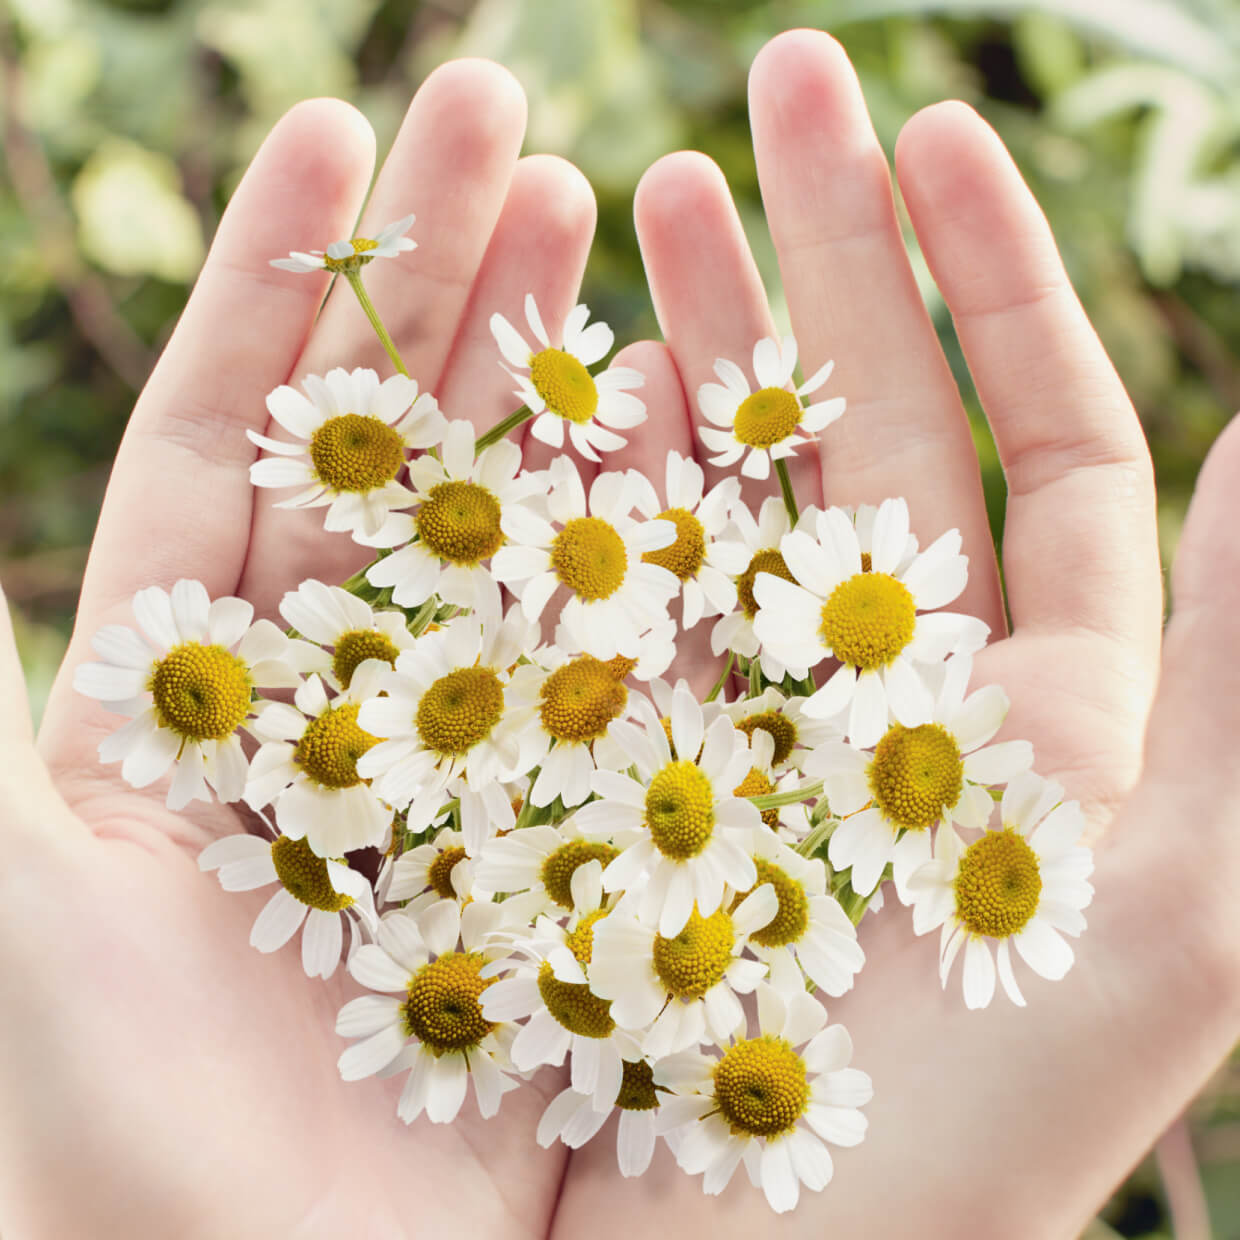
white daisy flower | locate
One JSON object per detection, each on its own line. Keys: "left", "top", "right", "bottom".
{"left": 574, "top": 685, "right": 762, "bottom": 937}
{"left": 363, "top": 418, "right": 547, "bottom": 612}
{"left": 247, "top": 366, "right": 446, "bottom": 540}
{"left": 654, "top": 983, "right": 871, "bottom": 1214}
{"left": 722, "top": 686, "right": 842, "bottom": 774}
{"left": 270, "top": 212, "right": 416, "bottom": 274}
{"left": 335, "top": 899, "right": 521, "bottom": 1124}
{"left": 387, "top": 827, "right": 482, "bottom": 906}
{"left": 907, "top": 771, "right": 1095, "bottom": 1009}
{"left": 72, "top": 579, "right": 298, "bottom": 810}
{"left": 805, "top": 653, "right": 1034, "bottom": 898}
{"left": 697, "top": 335, "right": 844, "bottom": 481}
{"left": 491, "top": 456, "right": 679, "bottom": 661}
{"left": 244, "top": 663, "right": 393, "bottom": 858}
{"left": 490, "top": 293, "right": 647, "bottom": 460}
{"left": 754, "top": 498, "right": 990, "bottom": 748}
{"left": 198, "top": 829, "right": 375, "bottom": 978}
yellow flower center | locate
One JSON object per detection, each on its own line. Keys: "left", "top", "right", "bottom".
{"left": 416, "top": 480, "right": 504, "bottom": 565}
{"left": 540, "top": 841, "right": 621, "bottom": 910}
{"left": 733, "top": 387, "right": 802, "bottom": 449}
{"left": 734, "top": 858, "right": 809, "bottom": 948}
{"left": 323, "top": 236, "right": 379, "bottom": 273}
{"left": 652, "top": 907, "right": 734, "bottom": 999}
{"left": 868, "top": 722, "right": 963, "bottom": 830}
{"left": 427, "top": 845, "right": 468, "bottom": 900}
{"left": 551, "top": 517, "right": 628, "bottom": 601}
{"left": 529, "top": 348, "right": 599, "bottom": 424}
{"left": 645, "top": 761, "right": 716, "bottom": 859}
{"left": 148, "top": 642, "right": 252, "bottom": 741}
{"left": 733, "top": 766, "right": 779, "bottom": 830}
{"left": 735, "top": 710, "right": 798, "bottom": 767}
{"left": 954, "top": 828, "right": 1043, "bottom": 938}
{"left": 565, "top": 908, "right": 608, "bottom": 964}
{"left": 819, "top": 571, "right": 916, "bottom": 670}
{"left": 615, "top": 1058, "right": 660, "bottom": 1111}
{"left": 539, "top": 655, "right": 629, "bottom": 743}
{"left": 293, "top": 702, "right": 378, "bottom": 789}
{"left": 331, "top": 628, "right": 400, "bottom": 690}
{"left": 642, "top": 507, "right": 706, "bottom": 580}
{"left": 713, "top": 1035, "right": 809, "bottom": 1137}
{"left": 308, "top": 413, "right": 405, "bottom": 492}
{"left": 602, "top": 655, "right": 637, "bottom": 680}
{"left": 737, "top": 548, "right": 795, "bottom": 620}
{"left": 537, "top": 961, "right": 615, "bottom": 1039}
{"left": 402, "top": 951, "right": 496, "bottom": 1055}
{"left": 416, "top": 666, "right": 505, "bottom": 756}
{"left": 270, "top": 835, "right": 355, "bottom": 912}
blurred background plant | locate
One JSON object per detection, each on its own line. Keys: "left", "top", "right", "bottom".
{"left": 1, "top": 0, "right": 1237, "bottom": 1234}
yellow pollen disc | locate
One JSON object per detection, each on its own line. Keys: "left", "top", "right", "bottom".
{"left": 540, "top": 842, "right": 620, "bottom": 911}
{"left": 615, "top": 1058, "right": 660, "bottom": 1111}
{"left": 271, "top": 835, "right": 355, "bottom": 912}
{"left": 331, "top": 628, "right": 400, "bottom": 690}
{"left": 736, "top": 710, "right": 798, "bottom": 767}
{"left": 603, "top": 655, "right": 637, "bottom": 680}
{"left": 416, "top": 666, "right": 505, "bottom": 756}
{"left": 733, "top": 858, "right": 809, "bottom": 948}
{"left": 427, "top": 845, "right": 467, "bottom": 900}
{"left": 402, "top": 951, "right": 496, "bottom": 1055}
{"left": 733, "top": 766, "right": 779, "bottom": 831}
{"left": 565, "top": 909, "right": 608, "bottom": 965}
{"left": 308, "top": 413, "right": 405, "bottom": 492}
{"left": 537, "top": 961, "right": 615, "bottom": 1039}
{"left": 551, "top": 517, "right": 627, "bottom": 601}
{"left": 954, "top": 828, "right": 1042, "bottom": 938}
{"left": 293, "top": 702, "right": 377, "bottom": 789}
{"left": 737, "top": 548, "right": 795, "bottom": 620}
{"left": 323, "top": 237, "right": 380, "bottom": 273}
{"left": 642, "top": 507, "right": 706, "bottom": 580}
{"left": 819, "top": 571, "right": 916, "bottom": 670}
{"left": 539, "top": 656, "right": 628, "bottom": 743}
{"left": 713, "top": 1035, "right": 809, "bottom": 1138}
{"left": 652, "top": 907, "right": 734, "bottom": 999}
{"left": 645, "top": 761, "right": 716, "bottom": 859}
{"left": 529, "top": 348, "right": 599, "bottom": 424}
{"left": 868, "top": 723, "right": 963, "bottom": 830}
{"left": 148, "top": 642, "right": 252, "bottom": 741}
{"left": 733, "top": 387, "right": 802, "bottom": 449}
{"left": 416, "top": 480, "right": 504, "bottom": 564}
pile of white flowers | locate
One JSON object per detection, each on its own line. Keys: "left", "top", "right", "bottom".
{"left": 74, "top": 215, "right": 1094, "bottom": 1214}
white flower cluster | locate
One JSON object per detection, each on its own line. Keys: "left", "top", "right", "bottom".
{"left": 73, "top": 214, "right": 1095, "bottom": 1215}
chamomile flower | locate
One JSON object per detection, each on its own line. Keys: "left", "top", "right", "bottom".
{"left": 574, "top": 686, "right": 761, "bottom": 936}
{"left": 336, "top": 899, "right": 521, "bottom": 1124}
{"left": 806, "top": 654, "right": 1034, "bottom": 898}
{"left": 73, "top": 579, "right": 298, "bottom": 810}
{"left": 697, "top": 335, "right": 844, "bottom": 481}
{"left": 363, "top": 418, "right": 546, "bottom": 612}
{"left": 247, "top": 366, "right": 445, "bottom": 540}
{"left": 907, "top": 772, "right": 1095, "bottom": 1009}
{"left": 655, "top": 983, "right": 871, "bottom": 1214}
{"left": 387, "top": 827, "right": 480, "bottom": 905}
{"left": 244, "top": 663, "right": 393, "bottom": 858}
{"left": 491, "top": 457, "right": 679, "bottom": 661}
{"left": 722, "top": 687, "right": 842, "bottom": 774}
{"left": 490, "top": 294, "right": 647, "bottom": 460}
{"left": 270, "top": 212, "right": 416, "bottom": 274}
{"left": 198, "top": 830, "right": 375, "bottom": 979}
{"left": 754, "top": 498, "right": 990, "bottom": 748}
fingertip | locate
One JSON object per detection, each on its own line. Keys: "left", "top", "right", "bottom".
{"left": 513, "top": 153, "right": 597, "bottom": 239}
{"left": 635, "top": 151, "right": 730, "bottom": 241}
{"left": 896, "top": 101, "right": 1010, "bottom": 211}
{"left": 416, "top": 57, "right": 528, "bottom": 151}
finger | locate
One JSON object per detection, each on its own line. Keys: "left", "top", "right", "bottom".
{"left": 749, "top": 30, "right": 1003, "bottom": 632}
{"left": 896, "top": 102, "right": 1160, "bottom": 668}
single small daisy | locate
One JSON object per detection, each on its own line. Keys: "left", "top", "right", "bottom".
{"left": 73, "top": 579, "right": 298, "bottom": 810}
{"left": 490, "top": 456, "right": 679, "bottom": 661}
{"left": 697, "top": 335, "right": 844, "bottom": 481}
{"left": 721, "top": 686, "right": 842, "bottom": 774}
{"left": 270, "top": 212, "right": 416, "bottom": 274}
{"left": 247, "top": 366, "right": 446, "bottom": 540}
{"left": 805, "top": 653, "right": 1034, "bottom": 898}
{"left": 754, "top": 498, "right": 990, "bottom": 748}
{"left": 386, "top": 826, "right": 481, "bottom": 906}
{"left": 907, "top": 771, "right": 1095, "bottom": 1009}
{"left": 336, "top": 898, "right": 521, "bottom": 1124}
{"left": 654, "top": 983, "right": 871, "bottom": 1214}
{"left": 574, "top": 686, "right": 762, "bottom": 937}
{"left": 490, "top": 294, "right": 646, "bottom": 460}
{"left": 198, "top": 829, "right": 375, "bottom": 978}
{"left": 364, "top": 417, "right": 547, "bottom": 612}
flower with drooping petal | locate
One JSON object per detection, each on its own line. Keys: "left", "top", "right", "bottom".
{"left": 721, "top": 686, "right": 842, "bottom": 774}
{"left": 271, "top": 213, "right": 415, "bottom": 274}
{"left": 386, "top": 826, "right": 482, "bottom": 907}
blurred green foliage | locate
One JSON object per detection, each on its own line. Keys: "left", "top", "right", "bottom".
{"left": 1, "top": 0, "right": 1238, "bottom": 1232}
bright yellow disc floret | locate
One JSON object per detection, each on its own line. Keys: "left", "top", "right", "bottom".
{"left": 736, "top": 548, "right": 795, "bottom": 621}
{"left": 733, "top": 387, "right": 802, "bottom": 449}
{"left": 402, "top": 951, "right": 496, "bottom": 1055}
{"left": 271, "top": 835, "right": 356, "bottom": 912}
{"left": 733, "top": 858, "right": 809, "bottom": 948}
{"left": 537, "top": 961, "right": 616, "bottom": 1039}
{"left": 529, "top": 348, "right": 600, "bottom": 424}
{"left": 642, "top": 507, "right": 706, "bottom": 580}
{"left": 540, "top": 841, "right": 621, "bottom": 910}
{"left": 551, "top": 517, "right": 628, "bottom": 600}
{"left": 416, "top": 480, "right": 504, "bottom": 565}
{"left": 308, "top": 413, "right": 405, "bottom": 492}
{"left": 735, "top": 709, "right": 798, "bottom": 767}
{"left": 733, "top": 766, "right": 779, "bottom": 831}
{"left": 818, "top": 571, "right": 916, "bottom": 670}
{"left": 416, "top": 666, "right": 505, "bottom": 756}
{"left": 539, "top": 655, "right": 629, "bottom": 743}
{"left": 645, "top": 761, "right": 716, "bottom": 859}
{"left": 954, "top": 827, "right": 1043, "bottom": 938}
{"left": 868, "top": 722, "right": 964, "bottom": 830}
{"left": 148, "top": 642, "right": 252, "bottom": 741}
{"left": 293, "top": 702, "right": 378, "bottom": 789}
{"left": 427, "top": 845, "right": 468, "bottom": 900}
{"left": 331, "top": 628, "right": 400, "bottom": 690}
{"left": 652, "top": 907, "right": 734, "bottom": 999}
{"left": 713, "top": 1035, "right": 809, "bottom": 1137}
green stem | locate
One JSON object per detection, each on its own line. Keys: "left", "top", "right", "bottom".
{"left": 345, "top": 271, "right": 408, "bottom": 376}
{"left": 750, "top": 779, "right": 824, "bottom": 811}
{"left": 476, "top": 405, "right": 535, "bottom": 452}
{"left": 775, "top": 457, "right": 799, "bottom": 526}
{"left": 704, "top": 651, "right": 736, "bottom": 703}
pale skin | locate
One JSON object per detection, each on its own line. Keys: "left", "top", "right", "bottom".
{"left": 0, "top": 28, "right": 1237, "bottom": 1240}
